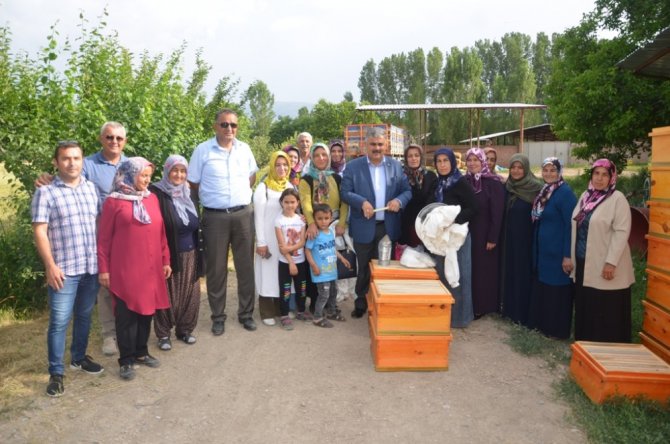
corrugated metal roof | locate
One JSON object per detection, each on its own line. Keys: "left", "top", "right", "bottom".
{"left": 617, "top": 26, "right": 670, "bottom": 79}
{"left": 356, "top": 103, "right": 547, "bottom": 111}
{"left": 458, "top": 123, "right": 558, "bottom": 143}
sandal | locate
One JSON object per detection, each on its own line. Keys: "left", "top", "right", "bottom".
{"left": 158, "top": 337, "right": 172, "bottom": 351}
{"left": 326, "top": 311, "right": 346, "bottom": 322}
{"left": 280, "top": 316, "right": 294, "bottom": 331}
{"left": 178, "top": 334, "right": 197, "bottom": 345}
{"left": 295, "top": 311, "right": 313, "bottom": 321}
{"left": 312, "top": 318, "right": 333, "bottom": 328}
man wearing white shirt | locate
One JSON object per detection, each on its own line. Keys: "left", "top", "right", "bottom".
{"left": 188, "top": 109, "right": 258, "bottom": 335}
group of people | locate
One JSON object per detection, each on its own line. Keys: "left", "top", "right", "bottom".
{"left": 400, "top": 144, "right": 634, "bottom": 344}
{"left": 32, "top": 113, "right": 634, "bottom": 399}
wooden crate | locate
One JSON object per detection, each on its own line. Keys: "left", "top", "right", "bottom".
{"left": 370, "top": 259, "right": 439, "bottom": 280}
{"left": 648, "top": 200, "right": 670, "bottom": 237}
{"left": 368, "top": 317, "right": 452, "bottom": 371}
{"left": 647, "top": 234, "right": 670, "bottom": 273}
{"left": 649, "top": 126, "right": 670, "bottom": 163}
{"left": 640, "top": 332, "right": 670, "bottom": 365}
{"left": 642, "top": 300, "right": 670, "bottom": 349}
{"left": 368, "top": 279, "right": 454, "bottom": 335}
{"left": 646, "top": 268, "right": 670, "bottom": 312}
{"left": 650, "top": 166, "right": 670, "bottom": 201}
{"left": 570, "top": 341, "right": 670, "bottom": 403}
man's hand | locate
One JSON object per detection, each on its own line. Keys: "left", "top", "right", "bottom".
{"left": 46, "top": 263, "right": 65, "bottom": 291}
{"left": 361, "top": 201, "right": 374, "bottom": 219}
{"left": 386, "top": 198, "right": 401, "bottom": 212}
{"left": 35, "top": 173, "right": 54, "bottom": 188}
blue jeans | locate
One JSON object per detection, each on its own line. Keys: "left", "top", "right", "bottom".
{"left": 47, "top": 273, "right": 99, "bottom": 375}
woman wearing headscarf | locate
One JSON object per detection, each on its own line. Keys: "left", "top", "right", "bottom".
{"left": 464, "top": 147, "right": 505, "bottom": 317}
{"left": 571, "top": 159, "right": 634, "bottom": 342}
{"left": 149, "top": 155, "right": 201, "bottom": 350}
{"left": 98, "top": 157, "right": 171, "bottom": 380}
{"left": 299, "top": 143, "right": 349, "bottom": 315}
{"left": 283, "top": 145, "right": 302, "bottom": 188}
{"left": 501, "top": 154, "right": 543, "bottom": 326}
{"left": 253, "top": 151, "right": 295, "bottom": 326}
{"left": 427, "top": 148, "right": 478, "bottom": 328}
{"left": 484, "top": 147, "right": 500, "bottom": 177}
{"left": 400, "top": 144, "right": 437, "bottom": 248}
{"left": 528, "top": 157, "right": 576, "bottom": 339}
{"left": 329, "top": 140, "right": 347, "bottom": 177}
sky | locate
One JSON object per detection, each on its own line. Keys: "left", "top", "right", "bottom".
{"left": 1, "top": 0, "right": 598, "bottom": 105}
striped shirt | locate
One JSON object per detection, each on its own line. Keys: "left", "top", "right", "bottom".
{"left": 31, "top": 176, "right": 99, "bottom": 275}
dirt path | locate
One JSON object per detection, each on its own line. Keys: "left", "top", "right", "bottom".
{"left": 0, "top": 277, "right": 585, "bottom": 443}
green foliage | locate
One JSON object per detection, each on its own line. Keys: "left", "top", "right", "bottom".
{"left": 242, "top": 80, "right": 275, "bottom": 138}
{"left": 557, "top": 377, "right": 670, "bottom": 444}
{"left": 0, "top": 202, "right": 44, "bottom": 315}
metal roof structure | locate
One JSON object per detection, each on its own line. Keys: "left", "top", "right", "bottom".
{"left": 355, "top": 103, "right": 548, "bottom": 150}
{"left": 458, "top": 123, "right": 559, "bottom": 144}
{"left": 356, "top": 103, "right": 547, "bottom": 112}
{"left": 617, "top": 26, "right": 670, "bottom": 79}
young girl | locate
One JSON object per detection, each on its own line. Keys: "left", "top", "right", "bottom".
{"left": 305, "top": 203, "right": 351, "bottom": 328}
{"left": 274, "top": 188, "right": 310, "bottom": 330}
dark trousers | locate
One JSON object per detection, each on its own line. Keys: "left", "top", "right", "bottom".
{"left": 201, "top": 206, "right": 255, "bottom": 322}
{"left": 114, "top": 296, "right": 152, "bottom": 367}
{"left": 278, "top": 261, "right": 307, "bottom": 316}
{"left": 353, "top": 222, "right": 389, "bottom": 312}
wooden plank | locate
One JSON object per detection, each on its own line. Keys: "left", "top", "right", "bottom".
{"left": 646, "top": 268, "right": 670, "bottom": 312}
{"left": 642, "top": 300, "right": 670, "bottom": 351}
{"left": 646, "top": 234, "right": 670, "bottom": 273}
{"left": 370, "top": 259, "right": 439, "bottom": 280}
{"left": 650, "top": 168, "right": 670, "bottom": 200}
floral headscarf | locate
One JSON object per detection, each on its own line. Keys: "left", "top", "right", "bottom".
{"left": 283, "top": 145, "right": 302, "bottom": 186}
{"left": 433, "top": 147, "right": 463, "bottom": 203}
{"left": 264, "top": 151, "right": 291, "bottom": 192}
{"left": 465, "top": 147, "right": 502, "bottom": 194}
{"left": 403, "top": 144, "right": 427, "bottom": 190}
{"left": 505, "top": 153, "right": 543, "bottom": 205}
{"left": 152, "top": 155, "right": 198, "bottom": 226}
{"left": 303, "top": 143, "right": 333, "bottom": 203}
{"left": 109, "top": 157, "right": 154, "bottom": 224}
{"left": 531, "top": 157, "right": 565, "bottom": 222}
{"left": 329, "top": 140, "right": 346, "bottom": 175}
{"left": 573, "top": 158, "right": 617, "bottom": 226}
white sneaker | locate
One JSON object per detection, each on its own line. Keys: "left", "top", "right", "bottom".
{"left": 102, "top": 336, "right": 118, "bottom": 356}
{"left": 288, "top": 311, "right": 296, "bottom": 319}
{"left": 262, "top": 318, "right": 276, "bottom": 326}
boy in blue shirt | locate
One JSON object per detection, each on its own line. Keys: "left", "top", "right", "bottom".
{"left": 305, "top": 204, "right": 351, "bottom": 327}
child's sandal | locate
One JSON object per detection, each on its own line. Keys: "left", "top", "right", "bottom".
{"left": 313, "top": 318, "right": 333, "bottom": 328}
{"left": 326, "top": 312, "right": 346, "bottom": 322}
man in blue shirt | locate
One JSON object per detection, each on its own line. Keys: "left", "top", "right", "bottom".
{"left": 32, "top": 141, "right": 104, "bottom": 397}
{"left": 188, "top": 109, "right": 259, "bottom": 335}
{"left": 36, "top": 122, "right": 129, "bottom": 356}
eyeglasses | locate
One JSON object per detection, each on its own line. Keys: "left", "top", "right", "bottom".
{"left": 105, "top": 135, "right": 125, "bottom": 142}
{"left": 219, "top": 122, "right": 238, "bottom": 129}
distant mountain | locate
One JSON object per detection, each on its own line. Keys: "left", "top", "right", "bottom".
{"left": 274, "top": 101, "right": 313, "bottom": 118}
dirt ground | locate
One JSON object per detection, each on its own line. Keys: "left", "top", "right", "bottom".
{"left": 0, "top": 276, "right": 585, "bottom": 444}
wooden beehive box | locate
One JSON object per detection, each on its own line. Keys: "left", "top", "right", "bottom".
{"left": 367, "top": 279, "right": 454, "bottom": 335}
{"left": 368, "top": 317, "right": 452, "bottom": 371}
{"left": 647, "top": 234, "right": 670, "bottom": 273}
{"left": 570, "top": 341, "right": 670, "bottom": 404}
{"left": 370, "top": 259, "right": 439, "bottom": 280}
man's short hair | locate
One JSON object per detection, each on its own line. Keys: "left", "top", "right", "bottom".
{"left": 366, "top": 127, "right": 386, "bottom": 141}
{"left": 297, "top": 132, "right": 312, "bottom": 141}
{"left": 54, "top": 140, "right": 82, "bottom": 159}
{"left": 99, "top": 121, "right": 126, "bottom": 137}
{"left": 215, "top": 108, "right": 238, "bottom": 121}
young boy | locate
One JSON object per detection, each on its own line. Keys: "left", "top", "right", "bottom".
{"left": 305, "top": 204, "right": 351, "bottom": 327}
{"left": 32, "top": 141, "right": 104, "bottom": 397}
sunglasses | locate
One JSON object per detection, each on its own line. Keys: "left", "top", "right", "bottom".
{"left": 218, "top": 122, "right": 238, "bottom": 129}
{"left": 105, "top": 135, "right": 125, "bottom": 142}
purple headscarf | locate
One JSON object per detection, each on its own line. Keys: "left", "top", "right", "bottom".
{"left": 153, "top": 154, "right": 198, "bottom": 226}
{"left": 573, "top": 158, "right": 617, "bottom": 226}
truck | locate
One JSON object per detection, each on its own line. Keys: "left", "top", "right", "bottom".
{"left": 344, "top": 124, "right": 406, "bottom": 158}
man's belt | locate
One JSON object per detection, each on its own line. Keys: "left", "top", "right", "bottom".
{"left": 203, "top": 205, "right": 246, "bottom": 214}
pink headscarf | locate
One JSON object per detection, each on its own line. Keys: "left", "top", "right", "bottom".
{"left": 464, "top": 147, "right": 502, "bottom": 194}
{"left": 573, "top": 158, "right": 617, "bottom": 226}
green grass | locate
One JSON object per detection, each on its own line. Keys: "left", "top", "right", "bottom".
{"left": 505, "top": 254, "right": 670, "bottom": 443}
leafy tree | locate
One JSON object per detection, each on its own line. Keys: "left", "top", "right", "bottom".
{"left": 242, "top": 80, "right": 275, "bottom": 138}
{"left": 343, "top": 91, "right": 354, "bottom": 102}
{"left": 358, "top": 59, "right": 377, "bottom": 103}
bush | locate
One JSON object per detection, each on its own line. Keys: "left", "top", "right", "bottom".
{"left": 0, "top": 200, "right": 45, "bottom": 316}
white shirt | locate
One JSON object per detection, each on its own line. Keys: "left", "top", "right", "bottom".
{"left": 188, "top": 137, "right": 258, "bottom": 209}
{"left": 367, "top": 156, "right": 387, "bottom": 221}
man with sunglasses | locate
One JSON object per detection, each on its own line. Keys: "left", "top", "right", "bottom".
{"left": 35, "top": 121, "right": 129, "bottom": 356}
{"left": 188, "top": 109, "right": 259, "bottom": 335}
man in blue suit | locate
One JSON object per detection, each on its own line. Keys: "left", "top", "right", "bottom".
{"left": 341, "top": 127, "right": 412, "bottom": 318}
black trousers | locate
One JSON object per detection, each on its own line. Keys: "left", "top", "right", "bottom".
{"left": 114, "top": 296, "right": 152, "bottom": 367}
{"left": 353, "top": 222, "right": 389, "bottom": 312}
{"left": 278, "top": 261, "right": 307, "bottom": 316}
